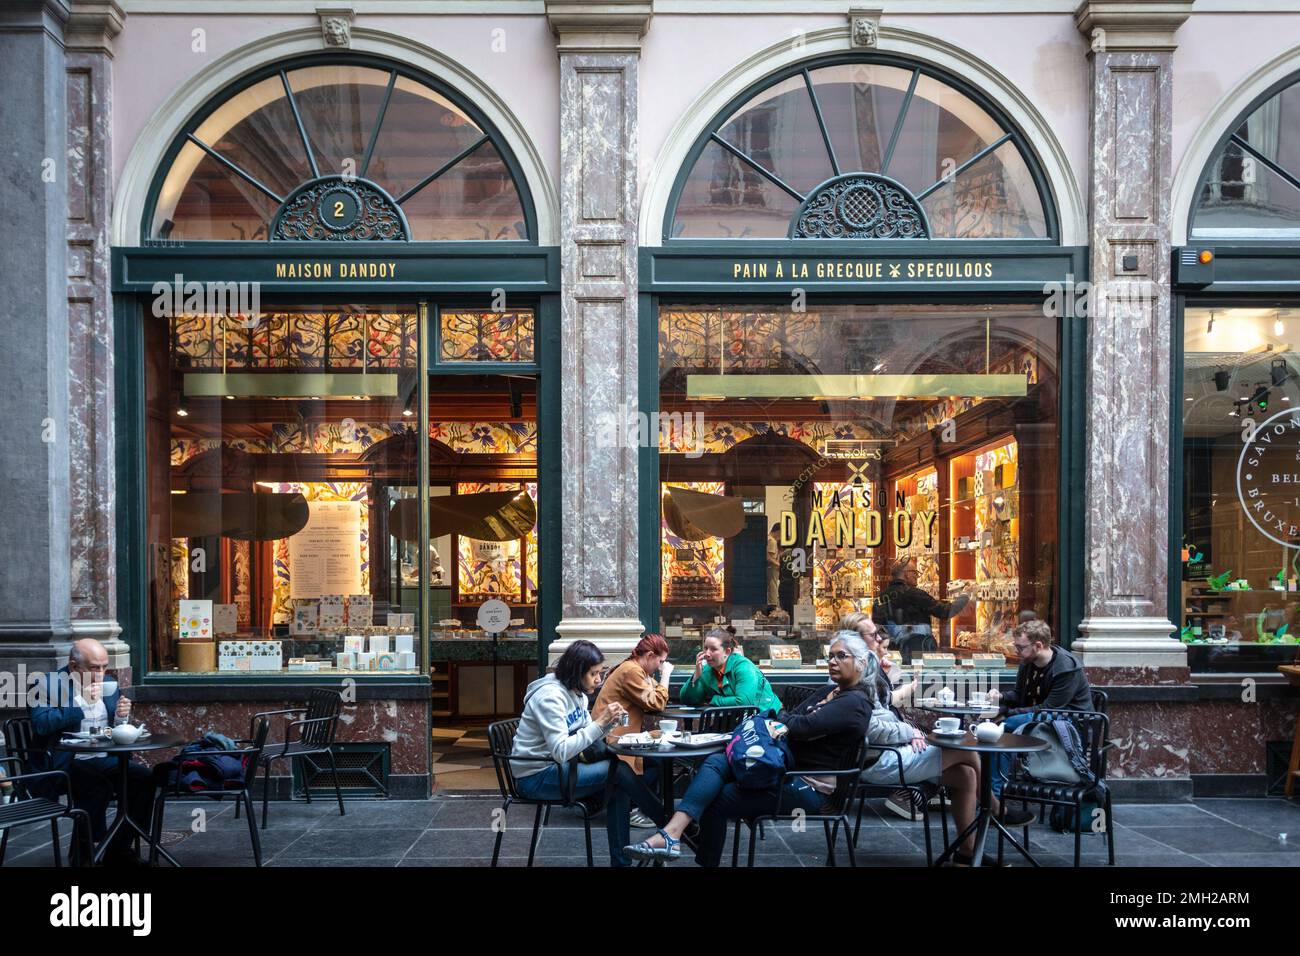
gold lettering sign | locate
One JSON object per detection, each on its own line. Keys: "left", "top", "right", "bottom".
{"left": 728, "top": 259, "right": 993, "bottom": 281}
{"left": 273, "top": 261, "right": 398, "bottom": 279}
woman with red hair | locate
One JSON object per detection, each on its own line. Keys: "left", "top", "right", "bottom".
{"left": 593, "top": 633, "right": 673, "bottom": 822}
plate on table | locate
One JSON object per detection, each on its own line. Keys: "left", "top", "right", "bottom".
{"left": 670, "top": 732, "right": 730, "bottom": 749}
{"left": 931, "top": 728, "right": 967, "bottom": 738}
{"left": 614, "top": 732, "right": 662, "bottom": 750}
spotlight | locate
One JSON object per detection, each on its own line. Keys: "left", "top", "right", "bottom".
{"left": 1214, "top": 369, "right": 1232, "bottom": 392}
{"left": 402, "top": 408, "right": 414, "bottom": 418}
{"left": 176, "top": 404, "right": 189, "bottom": 418}
{"left": 1272, "top": 359, "right": 1289, "bottom": 387}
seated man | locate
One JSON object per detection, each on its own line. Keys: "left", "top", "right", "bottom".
{"left": 28, "top": 639, "right": 158, "bottom": 867}
{"left": 987, "top": 619, "right": 1093, "bottom": 801}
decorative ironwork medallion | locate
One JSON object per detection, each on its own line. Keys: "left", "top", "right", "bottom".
{"left": 271, "top": 177, "right": 410, "bottom": 241}
{"left": 789, "top": 173, "right": 930, "bottom": 239}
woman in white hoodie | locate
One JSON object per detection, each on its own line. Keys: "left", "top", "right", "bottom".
{"left": 509, "top": 639, "right": 665, "bottom": 866}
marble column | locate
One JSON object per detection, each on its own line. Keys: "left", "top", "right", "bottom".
{"left": 1071, "top": 1, "right": 1192, "bottom": 676}
{"left": 64, "top": 1, "right": 126, "bottom": 670}
{"left": 0, "top": 0, "right": 75, "bottom": 685}
{"left": 546, "top": 1, "right": 653, "bottom": 663}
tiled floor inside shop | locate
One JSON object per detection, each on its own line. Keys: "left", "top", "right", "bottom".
{"left": 3, "top": 795, "right": 1298, "bottom": 867}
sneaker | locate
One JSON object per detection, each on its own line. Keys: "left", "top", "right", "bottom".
{"left": 629, "top": 809, "right": 657, "bottom": 829}
{"left": 883, "top": 790, "right": 925, "bottom": 820}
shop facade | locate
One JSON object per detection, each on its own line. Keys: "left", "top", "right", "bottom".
{"left": 1, "top": 0, "right": 1298, "bottom": 801}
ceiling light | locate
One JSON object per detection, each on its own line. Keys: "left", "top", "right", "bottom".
{"left": 225, "top": 395, "right": 235, "bottom": 400}
{"left": 1213, "top": 369, "right": 1231, "bottom": 392}
{"left": 176, "top": 405, "right": 189, "bottom": 417}
{"left": 1276, "top": 313, "right": 1285, "bottom": 336}
{"left": 402, "top": 408, "right": 414, "bottom": 417}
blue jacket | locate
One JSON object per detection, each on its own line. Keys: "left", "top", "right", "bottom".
{"left": 27, "top": 666, "right": 121, "bottom": 773}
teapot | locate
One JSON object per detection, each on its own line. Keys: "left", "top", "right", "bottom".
{"left": 972, "top": 719, "right": 1004, "bottom": 743}
{"left": 111, "top": 723, "right": 142, "bottom": 745}
{"left": 936, "top": 686, "right": 956, "bottom": 705}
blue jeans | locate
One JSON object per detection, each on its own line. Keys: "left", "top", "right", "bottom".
{"left": 991, "top": 712, "right": 1035, "bottom": 797}
{"left": 515, "top": 759, "right": 664, "bottom": 867}
{"left": 678, "top": 752, "right": 824, "bottom": 867}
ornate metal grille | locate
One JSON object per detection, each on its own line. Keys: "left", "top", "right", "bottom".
{"left": 791, "top": 174, "right": 929, "bottom": 239}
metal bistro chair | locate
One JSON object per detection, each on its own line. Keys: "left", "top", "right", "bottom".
{"left": 487, "top": 718, "right": 602, "bottom": 867}
{"left": 0, "top": 756, "right": 92, "bottom": 868}
{"left": 253, "top": 688, "right": 345, "bottom": 829}
{"left": 149, "top": 717, "right": 270, "bottom": 866}
{"left": 997, "top": 707, "right": 1116, "bottom": 867}
{"left": 731, "top": 740, "right": 870, "bottom": 867}
{"left": 697, "top": 706, "right": 759, "bottom": 735}
{"left": 851, "top": 743, "right": 942, "bottom": 866}
{"left": 774, "top": 684, "right": 821, "bottom": 711}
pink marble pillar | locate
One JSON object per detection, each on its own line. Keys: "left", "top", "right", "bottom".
{"left": 1072, "top": 0, "right": 1192, "bottom": 684}
{"left": 547, "top": 1, "right": 654, "bottom": 661}
{"left": 65, "top": 1, "right": 126, "bottom": 671}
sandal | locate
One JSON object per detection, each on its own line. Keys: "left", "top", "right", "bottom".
{"left": 624, "top": 828, "right": 681, "bottom": 863}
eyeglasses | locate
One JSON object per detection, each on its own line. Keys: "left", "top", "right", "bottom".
{"left": 1013, "top": 643, "right": 1033, "bottom": 653}
{"left": 827, "top": 651, "right": 854, "bottom": 661}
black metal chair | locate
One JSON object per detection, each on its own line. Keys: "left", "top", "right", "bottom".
{"left": 0, "top": 756, "right": 92, "bottom": 867}
{"left": 697, "top": 706, "right": 758, "bottom": 735}
{"left": 851, "top": 743, "right": 942, "bottom": 865}
{"left": 997, "top": 707, "right": 1115, "bottom": 867}
{"left": 253, "top": 688, "right": 345, "bottom": 829}
{"left": 148, "top": 717, "right": 270, "bottom": 866}
{"left": 486, "top": 718, "right": 601, "bottom": 867}
{"left": 1090, "top": 688, "right": 1109, "bottom": 715}
{"left": 774, "top": 684, "right": 821, "bottom": 711}
{"left": 2, "top": 717, "right": 42, "bottom": 771}
{"left": 731, "top": 741, "right": 870, "bottom": 867}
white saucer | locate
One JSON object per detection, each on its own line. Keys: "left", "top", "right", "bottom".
{"left": 931, "top": 728, "right": 967, "bottom": 737}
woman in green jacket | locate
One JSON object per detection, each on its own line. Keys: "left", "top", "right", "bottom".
{"left": 679, "top": 629, "right": 781, "bottom": 712}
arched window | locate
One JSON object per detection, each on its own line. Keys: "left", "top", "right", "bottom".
{"left": 146, "top": 56, "right": 534, "bottom": 241}
{"left": 666, "top": 56, "right": 1053, "bottom": 240}
{"left": 1191, "top": 74, "right": 1300, "bottom": 237}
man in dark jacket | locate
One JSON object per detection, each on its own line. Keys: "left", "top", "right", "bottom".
{"left": 987, "top": 620, "right": 1093, "bottom": 798}
{"left": 28, "top": 639, "right": 158, "bottom": 866}
{"left": 872, "top": 558, "right": 970, "bottom": 663}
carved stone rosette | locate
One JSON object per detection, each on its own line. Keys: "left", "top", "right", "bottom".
{"left": 270, "top": 178, "right": 409, "bottom": 241}
{"left": 790, "top": 174, "right": 930, "bottom": 239}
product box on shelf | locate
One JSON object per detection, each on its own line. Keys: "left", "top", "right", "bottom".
{"left": 218, "top": 640, "right": 282, "bottom": 671}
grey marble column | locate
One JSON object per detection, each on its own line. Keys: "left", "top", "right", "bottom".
{"left": 0, "top": 0, "right": 75, "bottom": 683}
{"left": 1072, "top": 1, "right": 1192, "bottom": 674}
{"left": 64, "top": 1, "right": 125, "bottom": 668}
{"left": 547, "top": 1, "right": 653, "bottom": 662}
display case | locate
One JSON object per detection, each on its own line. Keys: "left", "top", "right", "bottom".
{"left": 948, "top": 437, "right": 1020, "bottom": 659}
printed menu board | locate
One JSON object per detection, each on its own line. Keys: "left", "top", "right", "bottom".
{"left": 288, "top": 500, "right": 362, "bottom": 599}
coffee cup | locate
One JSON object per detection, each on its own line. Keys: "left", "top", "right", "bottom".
{"left": 935, "top": 717, "right": 961, "bottom": 734}
{"left": 968, "top": 693, "right": 989, "bottom": 707}
{"left": 658, "top": 719, "right": 679, "bottom": 737}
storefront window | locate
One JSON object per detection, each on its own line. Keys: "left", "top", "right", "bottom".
{"left": 670, "top": 61, "right": 1049, "bottom": 240}
{"left": 657, "top": 303, "right": 1059, "bottom": 665}
{"left": 1179, "top": 306, "right": 1300, "bottom": 670}
{"left": 1192, "top": 77, "right": 1300, "bottom": 237}
{"left": 150, "top": 59, "right": 528, "bottom": 241}
{"left": 146, "top": 303, "right": 542, "bottom": 674}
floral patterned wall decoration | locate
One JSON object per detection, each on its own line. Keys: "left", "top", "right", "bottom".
{"left": 659, "top": 419, "right": 886, "bottom": 454}
{"left": 455, "top": 482, "right": 531, "bottom": 602}
{"left": 439, "top": 309, "right": 535, "bottom": 363}
{"left": 171, "top": 310, "right": 416, "bottom": 370}
{"left": 661, "top": 481, "right": 727, "bottom": 604}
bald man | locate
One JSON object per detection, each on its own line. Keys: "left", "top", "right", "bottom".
{"left": 28, "top": 639, "right": 157, "bottom": 867}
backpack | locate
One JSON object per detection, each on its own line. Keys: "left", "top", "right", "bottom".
{"left": 1021, "top": 718, "right": 1096, "bottom": 788}
{"left": 725, "top": 715, "right": 790, "bottom": 790}
{"left": 159, "top": 734, "right": 251, "bottom": 792}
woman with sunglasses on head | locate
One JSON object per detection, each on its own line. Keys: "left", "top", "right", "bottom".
{"left": 624, "top": 630, "right": 873, "bottom": 866}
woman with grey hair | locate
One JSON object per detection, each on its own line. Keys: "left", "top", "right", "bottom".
{"left": 859, "top": 647, "right": 1024, "bottom": 864}
{"left": 625, "top": 630, "right": 872, "bottom": 865}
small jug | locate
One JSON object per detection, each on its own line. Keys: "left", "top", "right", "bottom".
{"left": 972, "top": 719, "right": 1003, "bottom": 743}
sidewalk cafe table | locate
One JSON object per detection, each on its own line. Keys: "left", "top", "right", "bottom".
{"left": 51, "top": 732, "right": 185, "bottom": 866}
{"left": 925, "top": 730, "right": 1049, "bottom": 868}
{"left": 607, "top": 737, "right": 727, "bottom": 818}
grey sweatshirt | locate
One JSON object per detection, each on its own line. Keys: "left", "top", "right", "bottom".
{"left": 867, "top": 704, "right": 918, "bottom": 748}
{"left": 510, "top": 674, "right": 614, "bottom": 778}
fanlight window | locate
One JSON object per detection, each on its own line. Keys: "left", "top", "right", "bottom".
{"left": 149, "top": 60, "right": 530, "bottom": 241}
{"left": 1192, "top": 77, "right": 1300, "bottom": 237}
{"left": 669, "top": 60, "right": 1050, "bottom": 240}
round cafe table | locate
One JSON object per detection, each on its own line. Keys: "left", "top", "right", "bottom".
{"left": 924, "top": 730, "right": 1048, "bottom": 868}
{"left": 51, "top": 732, "right": 185, "bottom": 866}
{"left": 606, "top": 737, "right": 727, "bottom": 819}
